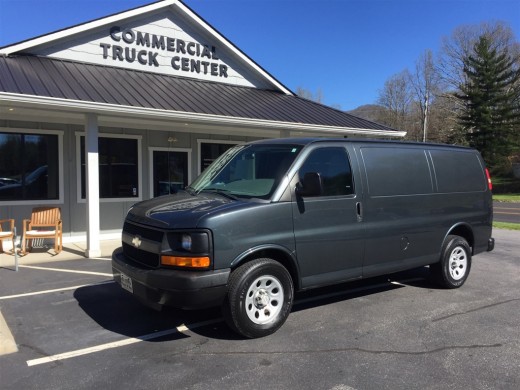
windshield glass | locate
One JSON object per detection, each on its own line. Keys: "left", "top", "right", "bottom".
{"left": 189, "top": 143, "right": 303, "bottom": 200}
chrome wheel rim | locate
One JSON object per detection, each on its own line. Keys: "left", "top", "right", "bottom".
{"left": 245, "top": 275, "right": 284, "bottom": 324}
{"left": 449, "top": 246, "right": 468, "bottom": 280}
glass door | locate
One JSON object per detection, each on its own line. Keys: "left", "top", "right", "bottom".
{"left": 150, "top": 149, "right": 190, "bottom": 197}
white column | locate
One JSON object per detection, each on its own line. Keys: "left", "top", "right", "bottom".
{"left": 85, "top": 114, "right": 101, "bottom": 258}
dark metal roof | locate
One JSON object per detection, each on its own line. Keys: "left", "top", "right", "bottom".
{"left": 0, "top": 55, "right": 398, "bottom": 132}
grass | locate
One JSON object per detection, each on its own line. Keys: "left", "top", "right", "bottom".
{"left": 493, "top": 221, "right": 520, "bottom": 231}
{"left": 493, "top": 194, "right": 520, "bottom": 202}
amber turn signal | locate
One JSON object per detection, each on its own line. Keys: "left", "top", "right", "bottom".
{"left": 161, "top": 256, "right": 210, "bottom": 268}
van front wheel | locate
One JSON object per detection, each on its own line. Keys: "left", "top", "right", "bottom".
{"left": 431, "top": 235, "right": 471, "bottom": 288}
{"left": 223, "top": 258, "right": 294, "bottom": 338}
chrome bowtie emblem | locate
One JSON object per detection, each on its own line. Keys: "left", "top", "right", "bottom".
{"left": 132, "top": 236, "right": 142, "bottom": 248}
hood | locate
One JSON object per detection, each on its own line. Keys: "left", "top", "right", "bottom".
{"left": 126, "top": 190, "right": 251, "bottom": 229}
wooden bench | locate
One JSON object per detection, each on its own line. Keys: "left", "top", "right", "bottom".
{"left": 22, "top": 207, "right": 63, "bottom": 255}
{"left": 0, "top": 218, "right": 15, "bottom": 253}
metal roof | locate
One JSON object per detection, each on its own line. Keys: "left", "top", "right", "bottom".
{"left": 0, "top": 55, "right": 399, "bottom": 133}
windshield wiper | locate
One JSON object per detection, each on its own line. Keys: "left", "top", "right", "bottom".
{"left": 200, "top": 188, "right": 238, "bottom": 200}
{"left": 185, "top": 186, "right": 197, "bottom": 196}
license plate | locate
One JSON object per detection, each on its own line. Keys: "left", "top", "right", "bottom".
{"left": 120, "top": 273, "right": 133, "bottom": 293}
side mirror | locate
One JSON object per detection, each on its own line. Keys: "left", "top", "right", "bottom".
{"left": 296, "top": 172, "right": 323, "bottom": 197}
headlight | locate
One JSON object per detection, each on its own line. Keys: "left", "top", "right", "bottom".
{"left": 181, "top": 234, "right": 192, "bottom": 251}
{"left": 162, "top": 231, "right": 212, "bottom": 269}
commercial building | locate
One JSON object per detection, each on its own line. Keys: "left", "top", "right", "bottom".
{"left": 0, "top": 0, "right": 404, "bottom": 256}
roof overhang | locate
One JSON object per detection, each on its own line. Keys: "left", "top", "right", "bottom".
{"left": 0, "top": 92, "right": 406, "bottom": 137}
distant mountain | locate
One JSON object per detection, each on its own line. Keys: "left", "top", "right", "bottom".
{"left": 347, "top": 104, "right": 386, "bottom": 123}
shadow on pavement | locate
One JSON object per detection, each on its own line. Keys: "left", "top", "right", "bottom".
{"left": 73, "top": 266, "right": 434, "bottom": 341}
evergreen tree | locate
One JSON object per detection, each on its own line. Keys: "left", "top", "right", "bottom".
{"left": 456, "top": 35, "right": 520, "bottom": 169}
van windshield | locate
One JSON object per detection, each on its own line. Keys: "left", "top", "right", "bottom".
{"left": 189, "top": 144, "right": 303, "bottom": 200}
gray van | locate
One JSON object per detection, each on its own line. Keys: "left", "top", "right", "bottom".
{"left": 112, "top": 138, "right": 494, "bottom": 338}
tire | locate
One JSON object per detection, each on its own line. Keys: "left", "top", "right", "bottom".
{"left": 222, "top": 258, "right": 294, "bottom": 338}
{"left": 431, "top": 235, "right": 472, "bottom": 288}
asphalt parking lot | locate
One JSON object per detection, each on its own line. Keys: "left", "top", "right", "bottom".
{"left": 0, "top": 229, "right": 519, "bottom": 390}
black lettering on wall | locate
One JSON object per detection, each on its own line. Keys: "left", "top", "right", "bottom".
{"left": 171, "top": 56, "right": 180, "bottom": 70}
{"left": 219, "top": 64, "right": 228, "bottom": 78}
{"left": 177, "top": 39, "right": 186, "bottom": 54}
{"left": 136, "top": 31, "right": 150, "bottom": 47}
{"left": 211, "top": 46, "right": 219, "bottom": 60}
{"left": 211, "top": 63, "right": 218, "bottom": 76}
{"left": 125, "top": 47, "right": 136, "bottom": 62}
{"left": 112, "top": 45, "right": 124, "bottom": 61}
{"left": 152, "top": 35, "right": 165, "bottom": 50}
{"left": 166, "top": 38, "right": 175, "bottom": 52}
{"left": 122, "top": 29, "right": 135, "bottom": 44}
{"left": 201, "top": 45, "right": 211, "bottom": 59}
{"left": 109, "top": 26, "right": 121, "bottom": 41}
{"left": 100, "top": 43, "right": 111, "bottom": 59}
{"left": 191, "top": 59, "right": 200, "bottom": 73}
{"left": 137, "top": 50, "right": 148, "bottom": 65}
{"left": 148, "top": 52, "right": 159, "bottom": 67}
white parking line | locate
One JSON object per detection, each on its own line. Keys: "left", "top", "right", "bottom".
{"left": 22, "top": 277, "right": 424, "bottom": 366}
{"left": 26, "top": 318, "right": 222, "bottom": 367}
{"left": 0, "top": 281, "right": 114, "bottom": 300}
{"left": 18, "top": 264, "right": 113, "bottom": 277}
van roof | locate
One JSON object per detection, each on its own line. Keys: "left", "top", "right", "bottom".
{"left": 249, "top": 138, "right": 474, "bottom": 150}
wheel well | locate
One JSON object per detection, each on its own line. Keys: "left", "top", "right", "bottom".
{"left": 447, "top": 224, "right": 474, "bottom": 253}
{"left": 232, "top": 249, "right": 300, "bottom": 290}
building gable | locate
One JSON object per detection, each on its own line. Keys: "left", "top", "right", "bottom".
{"left": 0, "top": 0, "right": 290, "bottom": 92}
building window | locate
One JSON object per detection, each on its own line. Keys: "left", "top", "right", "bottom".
{"left": 0, "top": 132, "right": 60, "bottom": 201}
{"left": 198, "top": 140, "right": 242, "bottom": 174}
{"left": 80, "top": 136, "right": 140, "bottom": 199}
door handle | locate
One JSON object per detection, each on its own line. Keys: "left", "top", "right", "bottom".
{"left": 356, "top": 202, "right": 363, "bottom": 222}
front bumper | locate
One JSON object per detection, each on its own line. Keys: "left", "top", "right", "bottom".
{"left": 111, "top": 247, "right": 230, "bottom": 310}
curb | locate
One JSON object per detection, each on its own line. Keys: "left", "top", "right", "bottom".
{"left": 0, "top": 310, "right": 18, "bottom": 356}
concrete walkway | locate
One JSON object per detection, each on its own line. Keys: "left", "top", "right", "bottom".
{"left": 0, "top": 239, "right": 121, "bottom": 268}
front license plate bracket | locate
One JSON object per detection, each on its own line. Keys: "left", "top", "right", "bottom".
{"left": 120, "top": 273, "right": 133, "bottom": 293}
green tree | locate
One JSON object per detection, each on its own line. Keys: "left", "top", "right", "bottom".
{"left": 455, "top": 35, "right": 520, "bottom": 170}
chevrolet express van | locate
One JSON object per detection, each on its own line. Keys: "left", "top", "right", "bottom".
{"left": 112, "top": 138, "right": 494, "bottom": 338}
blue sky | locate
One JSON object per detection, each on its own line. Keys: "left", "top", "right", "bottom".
{"left": 0, "top": 0, "right": 519, "bottom": 110}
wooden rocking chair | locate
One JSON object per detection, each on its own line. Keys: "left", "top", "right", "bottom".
{"left": 0, "top": 218, "right": 15, "bottom": 253}
{"left": 22, "top": 207, "right": 63, "bottom": 255}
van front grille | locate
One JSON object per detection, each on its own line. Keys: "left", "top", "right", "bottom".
{"left": 122, "top": 242, "right": 160, "bottom": 268}
{"left": 122, "top": 221, "right": 163, "bottom": 268}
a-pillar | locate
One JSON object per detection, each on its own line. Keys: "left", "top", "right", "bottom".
{"left": 85, "top": 114, "right": 101, "bottom": 258}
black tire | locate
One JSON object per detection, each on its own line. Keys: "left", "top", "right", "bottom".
{"left": 431, "top": 235, "right": 472, "bottom": 288}
{"left": 222, "top": 258, "right": 294, "bottom": 338}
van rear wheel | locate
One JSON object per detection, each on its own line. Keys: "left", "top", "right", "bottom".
{"left": 223, "top": 258, "right": 294, "bottom": 338}
{"left": 431, "top": 235, "right": 471, "bottom": 288}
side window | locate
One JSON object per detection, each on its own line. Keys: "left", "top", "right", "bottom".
{"left": 299, "top": 147, "right": 354, "bottom": 196}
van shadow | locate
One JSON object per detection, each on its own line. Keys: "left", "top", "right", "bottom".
{"left": 73, "top": 267, "right": 436, "bottom": 341}
{"left": 73, "top": 282, "right": 237, "bottom": 341}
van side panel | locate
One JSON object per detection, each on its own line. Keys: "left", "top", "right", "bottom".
{"left": 359, "top": 145, "right": 441, "bottom": 276}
